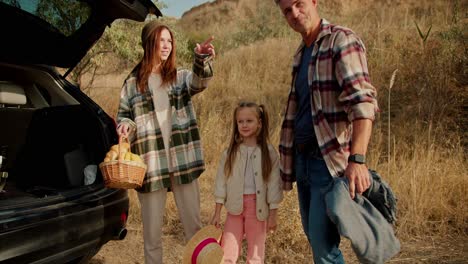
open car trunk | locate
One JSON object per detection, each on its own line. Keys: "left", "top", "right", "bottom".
{"left": 0, "top": 63, "right": 114, "bottom": 207}
{"left": 0, "top": 1, "right": 158, "bottom": 262}
{"left": 0, "top": 63, "right": 128, "bottom": 264}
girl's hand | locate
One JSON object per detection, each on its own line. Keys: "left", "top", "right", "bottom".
{"left": 210, "top": 212, "right": 221, "bottom": 228}
{"left": 267, "top": 210, "right": 278, "bottom": 233}
{"left": 195, "top": 36, "right": 215, "bottom": 57}
{"left": 117, "top": 123, "right": 130, "bottom": 138}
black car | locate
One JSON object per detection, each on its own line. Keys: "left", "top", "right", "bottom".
{"left": 0, "top": 0, "right": 161, "bottom": 263}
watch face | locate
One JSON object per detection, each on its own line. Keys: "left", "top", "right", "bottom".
{"left": 349, "top": 154, "right": 365, "bottom": 164}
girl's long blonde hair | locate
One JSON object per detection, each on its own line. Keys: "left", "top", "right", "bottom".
{"left": 136, "top": 23, "right": 177, "bottom": 93}
{"left": 224, "top": 101, "right": 272, "bottom": 181}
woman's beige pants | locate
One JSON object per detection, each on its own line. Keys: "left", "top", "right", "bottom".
{"left": 138, "top": 179, "right": 202, "bottom": 264}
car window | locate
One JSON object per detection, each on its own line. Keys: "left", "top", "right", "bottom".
{"left": 0, "top": 0, "right": 91, "bottom": 36}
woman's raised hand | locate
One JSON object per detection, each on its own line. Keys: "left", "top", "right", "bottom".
{"left": 195, "top": 36, "right": 215, "bottom": 57}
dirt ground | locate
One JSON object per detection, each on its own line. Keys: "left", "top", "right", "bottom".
{"left": 90, "top": 221, "right": 468, "bottom": 264}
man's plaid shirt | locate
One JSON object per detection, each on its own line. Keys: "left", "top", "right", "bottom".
{"left": 117, "top": 54, "right": 213, "bottom": 192}
{"left": 279, "top": 19, "right": 379, "bottom": 190}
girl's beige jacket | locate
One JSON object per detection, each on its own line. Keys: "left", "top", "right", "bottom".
{"left": 214, "top": 144, "right": 284, "bottom": 221}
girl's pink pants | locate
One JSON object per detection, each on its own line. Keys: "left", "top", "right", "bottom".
{"left": 221, "top": 194, "right": 267, "bottom": 264}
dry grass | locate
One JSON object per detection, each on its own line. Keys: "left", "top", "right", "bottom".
{"left": 88, "top": 0, "right": 467, "bottom": 262}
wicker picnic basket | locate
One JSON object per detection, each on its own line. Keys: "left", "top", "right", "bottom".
{"left": 99, "top": 136, "right": 147, "bottom": 189}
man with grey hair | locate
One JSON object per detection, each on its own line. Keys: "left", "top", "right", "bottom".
{"left": 276, "top": 0, "right": 379, "bottom": 263}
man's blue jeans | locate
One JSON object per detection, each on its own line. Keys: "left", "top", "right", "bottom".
{"left": 295, "top": 151, "right": 345, "bottom": 264}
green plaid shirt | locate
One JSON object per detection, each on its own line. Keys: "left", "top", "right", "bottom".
{"left": 117, "top": 53, "right": 213, "bottom": 192}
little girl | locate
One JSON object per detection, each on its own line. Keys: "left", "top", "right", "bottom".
{"left": 210, "top": 101, "right": 283, "bottom": 264}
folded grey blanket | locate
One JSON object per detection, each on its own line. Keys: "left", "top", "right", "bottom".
{"left": 324, "top": 174, "right": 400, "bottom": 264}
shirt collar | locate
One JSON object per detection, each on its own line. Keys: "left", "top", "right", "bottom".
{"left": 293, "top": 19, "right": 332, "bottom": 60}
{"left": 239, "top": 144, "right": 259, "bottom": 155}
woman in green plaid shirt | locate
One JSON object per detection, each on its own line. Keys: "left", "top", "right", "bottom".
{"left": 116, "top": 21, "right": 215, "bottom": 264}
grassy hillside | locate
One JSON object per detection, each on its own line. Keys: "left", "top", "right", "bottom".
{"left": 88, "top": 0, "right": 467, "bottom": 262}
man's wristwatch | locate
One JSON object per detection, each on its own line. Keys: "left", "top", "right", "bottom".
{"left": 348, "top": 154, "right": 366, "bottom": 164}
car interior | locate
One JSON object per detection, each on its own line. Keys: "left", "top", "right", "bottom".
{"left": 0, "top": 63, "right": 106, "bottom": 199}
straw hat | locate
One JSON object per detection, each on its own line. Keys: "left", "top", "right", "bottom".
{"left": 182, "top": 225, "right": 224, "bottom": 264}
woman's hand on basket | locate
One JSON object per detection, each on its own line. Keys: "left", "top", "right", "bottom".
{"left": 117, "top": 123, "right": 130, "bottom": 138}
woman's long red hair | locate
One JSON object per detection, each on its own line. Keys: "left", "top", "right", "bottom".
{"left": 136, "top": 24, "right": 177, "bottom": 93}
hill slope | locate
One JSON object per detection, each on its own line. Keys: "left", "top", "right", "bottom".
{"left": 179, "top": 0, "right": 368, "bottom": 31}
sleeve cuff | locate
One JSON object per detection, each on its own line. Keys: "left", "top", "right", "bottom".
{"left": 193, "top": 53, "right": 213, "bottom": 78}
{"left": 269, "top": 203, "right": 280, "bottom": 210}
{"left": 348, "top": 102, "right": 378, "bottom": 122}
{"left": 215, "top": 198, "right": 225, "bottom": 204}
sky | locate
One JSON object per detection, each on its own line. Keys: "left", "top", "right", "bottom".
{"left": 161, "top": 0, "right": 212, "bottom": 18}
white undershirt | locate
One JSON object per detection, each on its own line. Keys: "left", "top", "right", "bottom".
{"left": 244, "top": 146, "right": 256, "bottom": 194}
{"left": 149, "top": 73, "right": 172, "bottom": 169}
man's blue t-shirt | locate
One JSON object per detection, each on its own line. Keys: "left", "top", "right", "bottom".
{"left": 294, "top": 44, "right": 316, "bottom": 145}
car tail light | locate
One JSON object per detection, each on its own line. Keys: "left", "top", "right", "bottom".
{"left": 121, "top": 211, "right": 128, "bottom": 225}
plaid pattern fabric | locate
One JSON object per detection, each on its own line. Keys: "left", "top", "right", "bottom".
{"left": 117, "top": 53, "right": 213, "bottom": 192}
{"left": 279, "top": 19, "right": 379, "bottom": 190}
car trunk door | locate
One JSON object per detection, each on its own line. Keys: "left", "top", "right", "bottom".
{"left": 0, "top": 0, "right": 161, "bottom": 68}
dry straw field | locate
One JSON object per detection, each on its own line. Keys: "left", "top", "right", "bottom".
{"left": 89, "top": 0, "right": 467, "bottom": 263}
